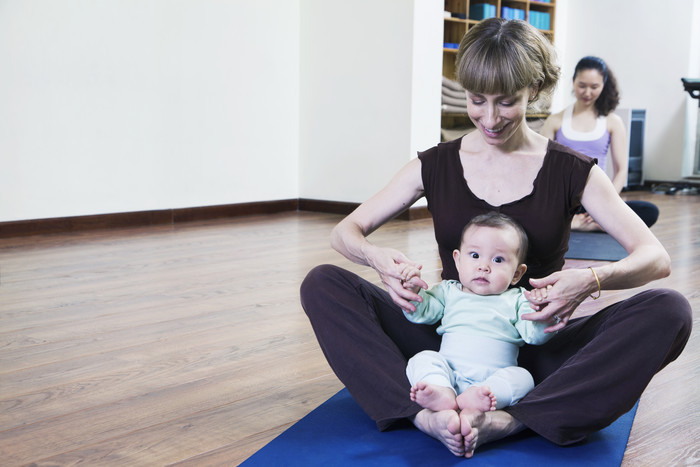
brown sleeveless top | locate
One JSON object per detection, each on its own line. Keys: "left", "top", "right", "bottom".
{"left": 418, "top": 137, "right": 595, "bottom": 288}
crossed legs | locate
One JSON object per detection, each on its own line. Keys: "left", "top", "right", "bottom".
{"left": 301, "top": 266, "right": 692, "bottom": 455}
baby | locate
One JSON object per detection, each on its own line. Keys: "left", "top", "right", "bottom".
{"left": 401, "top": 212, "right": 554, "bottom": 414}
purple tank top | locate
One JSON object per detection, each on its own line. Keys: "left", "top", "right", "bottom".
{"left": 555, "top": 105, "right": 610, "bottom": 169}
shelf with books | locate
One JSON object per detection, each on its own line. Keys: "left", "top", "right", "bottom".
{"left": 527, "top": 0, "right": 555, "bottom": 37}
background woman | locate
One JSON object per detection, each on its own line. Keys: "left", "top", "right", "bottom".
{"left": 541, "top": 56, "right": 659, "bottom": 231}
{"left": 300, "top": 19, "right": 691, "bottom": 458}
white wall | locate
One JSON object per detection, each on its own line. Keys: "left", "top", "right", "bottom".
{"left": 2, "top": 0, "right": 441, "bottom": 222}
{"left": 0, "top": 0, "right": 300, "bottom": 222}
{"left": 409, "top": 0, "right": 445, "bottom": 194}
{"left": 298, "top": 0, "right": 442, "bottom": 203}
{"left": 2, "top": 1, "right": 697, "bottom": 224}
{"left": 551, "top": 0, "right": 700, "bottom": 181}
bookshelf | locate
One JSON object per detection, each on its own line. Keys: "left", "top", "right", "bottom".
{"left": 441, "top": 1, "right": 556, "bottom": 134}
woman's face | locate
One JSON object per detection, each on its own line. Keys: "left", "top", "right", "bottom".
{"left": 573, "top": 68, "right": 605, "bottom": 107}
{"left": 465, "top": 88, "right": 530, "bottom": 146}
{"left": 453, "top": 225, "right": 525, "bottom": 296}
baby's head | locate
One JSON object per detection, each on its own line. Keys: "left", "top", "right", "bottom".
{"left": 454, "top": 212, "right": 528, "bottom": 295}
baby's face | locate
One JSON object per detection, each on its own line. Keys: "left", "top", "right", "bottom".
{"left": 453, "top": 225, "right": 523, "bottom": 295}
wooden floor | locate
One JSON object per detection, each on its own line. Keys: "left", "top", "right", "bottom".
{"left": 0, "top": 191, "right": 698, "bottom": 466}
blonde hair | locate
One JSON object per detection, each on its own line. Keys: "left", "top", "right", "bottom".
{"left": 456, "top": 18, "right": 559, "bottom": 103}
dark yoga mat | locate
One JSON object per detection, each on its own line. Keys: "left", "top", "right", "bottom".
{"left": 241, "top": 388, "right": 638, "bottom": 466}
{"left": 565, "top": 231, "right": 627, "bottom": 261}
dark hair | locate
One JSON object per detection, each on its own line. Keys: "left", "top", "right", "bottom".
{"left": 574, "top": 56, "right": 620, "bottom": 116}
{"left": 461, "top": 212, "right": 529, "bottom": 264}
{"left": 456, "top": 18, "right": 560, "bottom": 104}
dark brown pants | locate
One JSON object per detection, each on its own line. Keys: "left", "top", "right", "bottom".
{"left": 300, "top": 264, "right": 692, "bottom": 445}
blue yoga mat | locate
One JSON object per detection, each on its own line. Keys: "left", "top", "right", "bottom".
{"left": 241, "top": 388, "right": 638, "bottom": 466}
{"left": 565, "top": 231, "right": 627, "bottom": 261}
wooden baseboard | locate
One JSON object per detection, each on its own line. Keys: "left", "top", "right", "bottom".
{"left": 0, "top": 210, "right": 174, "bottom": 239}
{"left": 172, "top": 199, "right": 298, "bottom": 223}
{"left": 297, "top": 198, "right": 358, "bottom": 216}
{"left": 644, "top": 179, "right": 700, "bottom": 188}
{"left": 0, "top": 199, "right": 430, "bottom": 238}
{"left": 298, "top": 198, "right": 430, "bottom": 221}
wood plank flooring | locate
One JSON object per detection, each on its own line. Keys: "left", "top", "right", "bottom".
{"left": 0, "top": 191, "right": 698, "bottom": 466}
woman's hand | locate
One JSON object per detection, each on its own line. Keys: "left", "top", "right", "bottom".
{"left": 365, "top": 244, "right": 428, "bottom": 312}
{"left": 522, "top": 268, "right": 596, "bottom": 333}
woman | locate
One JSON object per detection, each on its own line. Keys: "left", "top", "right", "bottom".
{"left": 541, "top": 56, "right": 659, "bottom": 231}
{"left": 300, "top": 19, "right": 691, "bottom": 458}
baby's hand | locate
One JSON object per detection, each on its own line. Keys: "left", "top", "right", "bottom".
{"left": 399, "top": 263, "right": 422, "bottom": 282}
{"left": 524, "top": 284, "right": 553, "bottom": 310}
{"left": 398, "top": 263, "right": 424, "bottom": 295}
{"left": 402, "top": 275, "right": 425, "bottom": 291}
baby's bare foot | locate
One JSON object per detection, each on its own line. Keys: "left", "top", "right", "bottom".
{"left": 411, "top": 381, "right": 458, "bottom": 411}
{"left": 456, "top": 385, "right": 497, "bottom": 413}
{"left": 413, "top": 408, "right": 465, "bottom": 457}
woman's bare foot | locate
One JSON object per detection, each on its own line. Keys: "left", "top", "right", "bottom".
{"left": 456, "top": 386, "right": 497, "bottom": 412}
{"left": 412, "top": 408, "right": 465, "bottom": 457}
{"left": 410, "top": 381, "right": 458, "bottom": 411}
{"left": 460, "top": 409, "right": 526, "bottom": 458}
{"left": 571, "top": 213, "right": 603, "bottom": 232}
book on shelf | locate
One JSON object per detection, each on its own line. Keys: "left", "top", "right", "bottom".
{"left": 501, "top": 6, "right": 525, "bottom": 20}
{"left": 528, "top": 11, "right": 551, "bottom": 30}
{"left": 469, "top": 3, "right": 497, "bottom": 21}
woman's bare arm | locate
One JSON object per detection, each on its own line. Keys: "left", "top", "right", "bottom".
{"left": 607, "top": 113, "right": 629, "bottom": 194}
{"left": 330, "top": 157, "right": 429, "bottom": 310}
{"left": 525, "top": 166, "right": 670, "bottom": 331}
{"left": 582, "top": 166, "right": 670, "bottom": 286}
{"left": 539, "top": 111, "right": 563, "bottom": 140}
